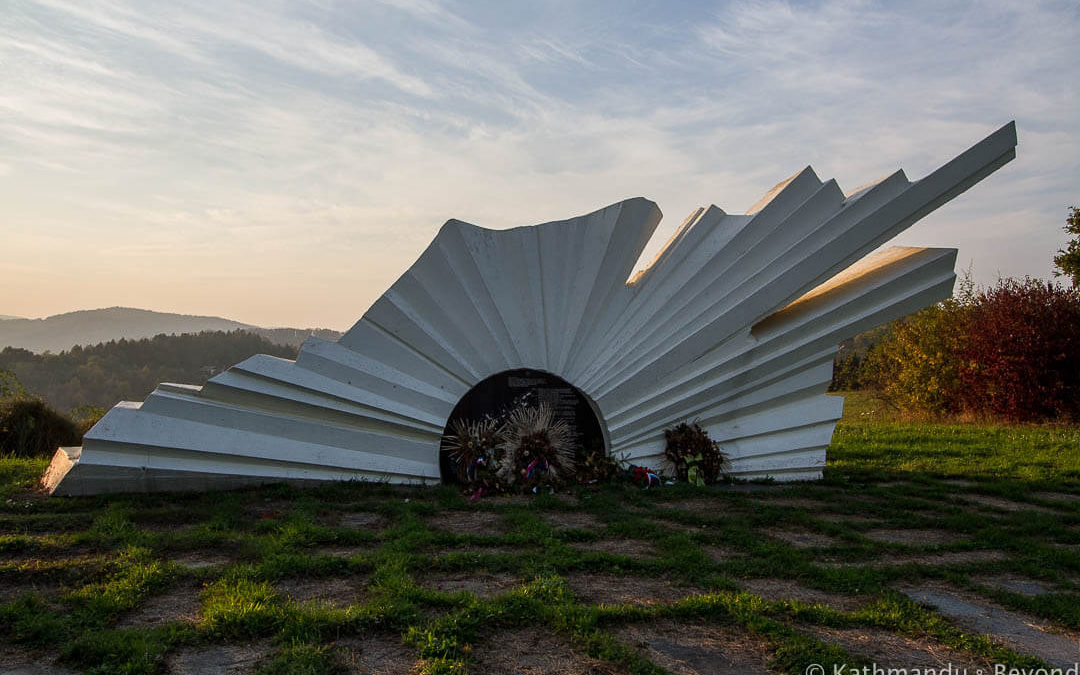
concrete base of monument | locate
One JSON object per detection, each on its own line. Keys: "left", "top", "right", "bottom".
{"left": 43, "top": 443, "right": 824, "bottom": 496}
{"left": 43, "top": 446, "right": 439, "bottom": 496}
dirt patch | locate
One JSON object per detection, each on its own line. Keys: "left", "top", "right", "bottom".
{"left": 167, "top": 641, "right": 269, "bottom": 675}
{"left": 803, "top": 626, "right": 994, "bottom": 670}
{"left": 0, "top": 647, "right": 74, "bottom": 674}
{"left": 704, "top": 546, "right": 737, "bottom": 563}
{"left": 571, "top": 538, "right": 657, "bottom": 559}
{"left": 482, "top": 494, "right": 533, "bottom": 507}
{"left": 338, "top": 512, "right": 387, "bottom": 530}
{"left": 313, "top": 545, "right": 376, "bottom": 559}
{"left": 661, "top": 520, "right": 714, "bottom": 534}
{"left": 471, "top": 626, "right": 624, "bottom": 674}
{"left": 875, "top": 550, "right": 1008, "bottom": 567}
{"left": 0, "top": 577, "right": 61, "bottom": 603}
{"left": 118, "top": 581, "right": 203, "bottom": 627}
{"left": 172, "top": 553, "right": 235, "bottom": 570}
{"left": 421, "top": 571, "right": 521, "bottom": 598}
{"left": 864, "top": 529, "right": 959, "bottom": 545}
{"left": 740, "top": 578, "right": 868, "bottom": 611}
{"left": 427, "top": 510, "right": 506, "bottom": 535}
{"left": 942, "top": 479, "right": 976, "bottom": 488}
{"left": 752, "top": 497, "right": 826, "bottom": 510}
{"left": 433, "top": 544, "right": 518, "bottom": 559}
{"left": 660, "top": 499, "right": 727, "bottom": 516}
{"left": 615, "top": 620, "right": 772, "bottom": 675}
{"left": 1033, "top": 491, "right": 1080, "bottom": 504}
{"left": 335, "top": 634, "right": 419, "bottom": 674}
{"left": 0, "top": 537, "right": 83, "bottom": 564}
{"left": 276, "top": 575, "right": 368, "bottom": 607}
{"left": 717, "top": 484, "right": 785, "bottom": 494}
{"left": 971, "top": 574, "right": 1050, "bottom": 596}
{"left": 961, "top": 494, "right": 1056, "bottom": 514}
{"left": 566, "top": 572, "right": 703, "bottom": 606}
{"left": 541, "top": 511, "right": 603, "bottom": 531}
{"left": 818, "top": 513, "right": 880, "bottom": 525}
{"left": 764, "top": 528, "right": 837, "bottom": 548}
{"left": 244, "top": 499, "right": 291, "bottom": 522}
{"left": 901, "top": 583, "right": 1080, "bottom": 668}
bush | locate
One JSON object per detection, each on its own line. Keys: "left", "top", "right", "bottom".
{"left": 862, "top": 277, "right": 1080, "bottom": 422}
{"left": 0, "top": 395, "right": 83, "bottom": 458}
{"left": 956, "top": 278, "right": 1080, "bottom": 421}
{"left": 663, "top": 422, "right": 728, "bottom": 486}
{"left": 860, "top": 300, "right": 967, "bottom": 417}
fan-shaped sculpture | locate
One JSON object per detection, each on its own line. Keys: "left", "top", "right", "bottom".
{"left": 44, "top": 122, "right": 1017, "bottom": 495}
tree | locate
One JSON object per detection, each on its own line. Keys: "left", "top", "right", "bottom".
{"left": 1053, "top": 206, "right": 1080, "bottom": 286}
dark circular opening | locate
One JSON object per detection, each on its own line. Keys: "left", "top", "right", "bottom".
{"left": 439, "top": 369, "right": 606, "bottom": 484}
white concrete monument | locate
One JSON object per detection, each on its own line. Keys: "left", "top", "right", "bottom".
{"left": 44, "top": 122, "right": 1017, "bottom": 495}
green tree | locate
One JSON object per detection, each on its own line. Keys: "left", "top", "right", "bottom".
{"left": 1053, "top": 206, "right": 1080, "bottom": 286}
{"left": 0, "top": 369, "right": 24, "bottom": 398}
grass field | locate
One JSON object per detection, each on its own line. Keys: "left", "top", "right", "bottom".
{"left": 1, "top": 392, "right": 1078, "bottom": 674}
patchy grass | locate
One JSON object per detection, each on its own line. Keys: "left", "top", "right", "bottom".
{"left": 1, "top": 404, "right": 1078, "bottom": 673}
{"left": 830, "top": 391, "right": 1080, "bottom": 482}
{"left": 0, "top": 454, "right": 49, "bottom": 500}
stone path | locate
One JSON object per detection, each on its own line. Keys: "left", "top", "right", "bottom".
{"left": 902, "top": 586, "right": 1080, "bottom": 668}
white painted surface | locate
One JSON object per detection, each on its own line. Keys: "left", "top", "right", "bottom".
{"left": 45, "top": 122, "right": 1017, "bottom": 495}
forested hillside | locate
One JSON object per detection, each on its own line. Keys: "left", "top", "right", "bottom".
{"left": 0, "top": 307, "right": 342, "bottom": 353}
{"left": 0, "top": 331, "right": 298, "bottom": 412}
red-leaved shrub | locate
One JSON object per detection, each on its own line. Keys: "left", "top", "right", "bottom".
{"left": 956, "top": 279, "right": 1080, "bottom": 421}
{"left": 863, "top": 277, "right": 1080, "bottom": 422}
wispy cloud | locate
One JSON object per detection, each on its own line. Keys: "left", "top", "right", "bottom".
{"left": 1, "top": 0, "right": 1077, "bottom": 328}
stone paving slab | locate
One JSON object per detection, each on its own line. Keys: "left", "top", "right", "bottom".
{"left": 764, "top": 528, "right": 837, "bottom": 548}
{"left": 166, "top": 642, "right": 268, "bottom": 675}
{"left": 902, "top": 586, "right": 1080, "bottom": 668}
{"left": 615, "top": 621, "right": 772, "bottom": 675}
{"left": 0, "top": 666, "right": 78, "bottom": 675}
{"left": 741, "top": 578, "right": 869, "bottom": 612}
{"left": 566, "top": 572, "right": 704, "bottom": 607}
{"left": 972, "top": 574, "right": 1051, "bottom": 596}
{"left": 961, "top": 494, "right": 1057, "bottom": 514}
{"left": 471, "top": 626, "right": 625, "bottom": 674}
{"left": 335, "top": 634, "right": 419, "bottom": 674}
{"left": 0, "top": 648, "right": 76, "bottom": 675}
{"left": 864, "top": 529, "right": 960, "bottom": 545}
{"left": 426, "top": 510, "right": 507, "bottom": 535}
{"left": 570, "top": 538, "right": 658, "bottom": 559}
{"left": 420, "top": 571, "right": 521, "bottom": 598}
{"left": 801, "top": 626, "right": 993, "bottom": 671}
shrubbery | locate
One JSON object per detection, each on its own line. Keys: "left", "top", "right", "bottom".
{"left": 860, "top": 277, "right": 1080, "bottom": 422}
{"left": 0, "top": 395, "right": 83, "bottom": 458}
{"left": 0, "top": 369, "right": 99, "bottom": 458}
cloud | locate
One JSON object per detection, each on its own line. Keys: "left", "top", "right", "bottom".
{"left": 2, "top": 0, "right": 1078, "bottom": 328}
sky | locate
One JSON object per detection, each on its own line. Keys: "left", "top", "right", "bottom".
{"left": 2, "top": 0, "right": 1077, "bottom": 331}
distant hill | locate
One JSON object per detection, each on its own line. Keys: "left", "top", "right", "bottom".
{"left": 0, "top": 331, "right": 301, "bottom": 411}
{"left": 0, "top": 307, "right": 341, "bottom": 353}
{"left": 0, "top": 315, "right": 24, "bottom": 321}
